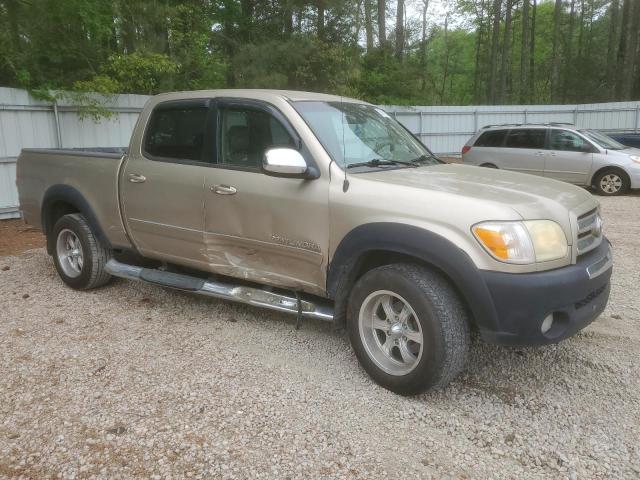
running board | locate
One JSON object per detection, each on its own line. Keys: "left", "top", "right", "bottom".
{"left": 105, "top": 259, "right": 334, "bottom": 322}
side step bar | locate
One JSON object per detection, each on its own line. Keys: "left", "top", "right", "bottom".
{"left": 105, "top": 259, "right": 334, "bottom": 322}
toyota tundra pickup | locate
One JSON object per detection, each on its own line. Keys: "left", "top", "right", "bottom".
{"left": 16, "top": 90, "right": 613, "bottom": 394}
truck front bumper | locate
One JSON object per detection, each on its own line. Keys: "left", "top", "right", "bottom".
{"left": 478, "top": 239, "right": 612, "bottom": 346}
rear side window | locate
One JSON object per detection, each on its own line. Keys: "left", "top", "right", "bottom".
{"left": 505, "top": 129, "right": 546, "bottom": 149}
{"left": 144, "top": 103, "right": 209, "bottom": 161}
{"left": 474, "top": 130, "right": 507, "bottom": 147}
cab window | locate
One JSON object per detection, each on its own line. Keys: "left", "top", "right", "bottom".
{"left": 219, "top": 108, "right": 295, "bottom": 169}
{"left": 549, "top": 130, "right": 591, "bottom": 152}
{"left": 505, "top": 129, "right": 546, "bottom": 149}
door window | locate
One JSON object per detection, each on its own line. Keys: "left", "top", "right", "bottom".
{"left": 474, "top": 130, "right": 508, "bottom": 147}
{"left": 220, "top": 108, "right": 295, "bottom": 169}
{"left": 549, "top": 130, "right": 590, "bottom": 152}
{"left": 505, "top": 129, "right": 546, "bottom": 149}
{"left": 144, "top": 103, "right": 209, "bottom": 161}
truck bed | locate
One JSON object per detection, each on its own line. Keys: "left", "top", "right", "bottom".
{"left": 16, "top": 147, "right": 132, "bottom": 250}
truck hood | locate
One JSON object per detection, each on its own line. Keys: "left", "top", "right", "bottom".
{"left": 361, "top": 163, "right": 597, "bottom": 221}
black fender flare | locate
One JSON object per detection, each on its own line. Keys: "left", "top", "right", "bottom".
{"left": 41, "top": 185, "right": 112, "bottom": 254}
{"left": 326, "top": 223, "right": 499, "bottom": 332}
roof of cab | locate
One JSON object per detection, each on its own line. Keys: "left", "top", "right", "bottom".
{"left": 152, "top": 89, "right": 368, "bottom": 104}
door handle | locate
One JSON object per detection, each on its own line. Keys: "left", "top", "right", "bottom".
{"left": 534, "top": 151, "right": 546, "bottom": 156}
{"left": 549, "top": 152, "right": 557, "bottom": 156}
{"left": 128, "top": 173, "right": 146, "bottom": 183}
{"left": 212, "top": 184, "right": 237, "bottom": 195}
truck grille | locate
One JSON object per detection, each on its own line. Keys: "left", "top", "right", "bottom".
{"left": 576, "top": 208, "right": 603, "bottom": 257}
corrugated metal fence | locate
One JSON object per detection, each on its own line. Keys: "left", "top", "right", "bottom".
{"left": 0, "top": 87, "right": 148, "bottom": 219}
{"left": 384, "top": 101, "right": 640, "bottom": 156}
{"left": 1, "top": 86, "right": 640, "bottom": 219}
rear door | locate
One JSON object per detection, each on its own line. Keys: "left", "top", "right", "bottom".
{"left": 202, "top": 99, "right": 329, "bottom": 295}
{"left": 545, "top": 129, "right": 594, "bottom": 184}
{"left": 498, "top": 128, "right": 547, "bottom": 176}
{"left": 120, "top": 99, "right": 214, "bottom": 268}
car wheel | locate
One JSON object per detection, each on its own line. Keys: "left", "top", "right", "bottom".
{"left": 347, "top": 263, "right": 470, "bottom": 395}
{"left": 594, "top": 169, "right": 629, "bottom": 196}
{"left": 52, "top": 213, "right": 112, "bottom": 290}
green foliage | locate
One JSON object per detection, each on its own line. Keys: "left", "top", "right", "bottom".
{"left": 0, "top": 0, "right": 637, "bottom": 107}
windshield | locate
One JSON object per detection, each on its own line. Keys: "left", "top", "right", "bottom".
{"left": 293, "top": 101, "right": 440, "bottom": 169}
{"left": 579, "top": 129, "right": 626, "bottom": 150}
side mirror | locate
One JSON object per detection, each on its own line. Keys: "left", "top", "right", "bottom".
{"left": 263, "top": 148, "right": 316, "bottom": 178}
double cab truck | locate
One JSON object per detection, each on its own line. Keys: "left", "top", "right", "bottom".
{"left": 16, "top": 90, "right": 613, "bottom": 394}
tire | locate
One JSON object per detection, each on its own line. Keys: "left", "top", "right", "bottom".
{"left": 593, "top": 169, "right": 629, "bottom": 196}
{"left": 480, "top": 163, "right": 498, "bottom": 168}
{"left": 347, "top": 263, "right": 470, "bottom": 395}
{"left": 51, "top": 213, "right": 112, "bottom": 290}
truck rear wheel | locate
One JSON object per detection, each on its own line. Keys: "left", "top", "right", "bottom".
{"left": 347, "top": 263, "right": 469, "bottom": 395}
{"left": 52, "top": 213, "right": 112, "bottom": 290}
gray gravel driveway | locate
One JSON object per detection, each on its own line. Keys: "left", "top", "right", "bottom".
{"left": 1, "top": 194, "right": 639, "bottom": 479}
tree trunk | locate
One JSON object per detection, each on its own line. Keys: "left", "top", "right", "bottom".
{"left": 550, "top": 0, "right": 562, "bottom": 103}
{"left": 378, "top": 0, "right": 386, "bottom": 47}
{"left": 619, "top": 0, "right": 640, "bottom": 98}
{"left": 284, "top": 0, "right": 294, "bottom": 37}
{"left": 317, "top": 1, "right": 325, "bottom": 40}
{"left": 420, "top": 0, "right": 430, "bottom": 92}
{"left": 615, "top": 0, "right": 631, "bottom": 98}
{"left": 499, "top": 0, "right": 513, "bottom": 103}
{"left": 519, "top": 0, "right": 530, "bottom": 104}
{"left": 395, "top": 0, "right": 404, "bottom": 59}
{"left": 488, "top": 0, "right": 503, "bottom": 104}
{"left": 440, "top": 15, "right": 450, "bottom": 104}
{"left": 529, "top": 0, "right": 537, "bottom": 103}
{"left": 364, "top": 0, "right": 374, "bottom": 51}
{"left": 577, "top": 0, "right": 585, "bottom": 59}
{"left": 473, "top": 0, "right": 486, "bottom": 103}
{"left": 605, "top": 0, "right": 619, "bottom": 98}
{"left": 562, "top": 0, "right": 576, "bottom": 102}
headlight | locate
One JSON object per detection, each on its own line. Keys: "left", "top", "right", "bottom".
{"left": 629, "top": 155, "right": 640, "bottom": 164}
{"left": 473, "top": 220, "right": 568, "bottom": 264}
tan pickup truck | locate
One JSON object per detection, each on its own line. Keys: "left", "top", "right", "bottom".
{"left": 17, "top": 90, "right": 613, "bottom": 394}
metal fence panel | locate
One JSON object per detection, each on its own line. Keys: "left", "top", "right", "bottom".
{"left": 1, "top": 87, "right": 639, "bottom": 219}
{"left": 0, "top": 87, "right": 148, "bottom": 219}
{"left": 387, "top": 101, "right": 640, "bottom": 156}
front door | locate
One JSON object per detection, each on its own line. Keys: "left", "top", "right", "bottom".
{"left": 120, "top": 99, "right": 214, "bottom": 269}
{"left": 202, "top": 100, "right": 329, "bottom": 295}
{"left": 545, "top": 129, "right": 594, "bottom": 184}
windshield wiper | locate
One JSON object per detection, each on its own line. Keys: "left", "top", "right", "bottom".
{"left": 409, "top": 153, "right": 440, "bottom": 164}
{"left": 346, "top": 158, "right": 418, "bottom": 169}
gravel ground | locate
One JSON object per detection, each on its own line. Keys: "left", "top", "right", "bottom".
{"left": 1, "top": 194, "right": 639, "bottom": 479}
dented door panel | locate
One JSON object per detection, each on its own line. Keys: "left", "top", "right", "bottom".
{"left": 203, "top": 168, "right": 329, "bottom": 295}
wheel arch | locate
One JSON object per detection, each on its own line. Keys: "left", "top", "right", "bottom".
{"left": 590, "top": 165, "right": 630, "bottom": 188}
{"left": 327, "top": 223, "right": 499, "bottom": 332}
{"left": 42, "top": 185, "right": 112, "bottom": 255}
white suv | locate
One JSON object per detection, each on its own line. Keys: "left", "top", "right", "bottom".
{"left": 462, "top": 123, "right": 640, "bottom": 195}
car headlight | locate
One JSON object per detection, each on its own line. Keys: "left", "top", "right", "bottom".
{"left": 629, "top": 155, "right": 640, "bottom": 164}
{"left": 472, "top": 220, "right": 568, "bottom": 264}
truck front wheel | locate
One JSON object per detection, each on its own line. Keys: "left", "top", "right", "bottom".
{"left": 52, "top": 213, "right": 112, "bottom": 290}
{"left": 347, "top": 263, "right": 470, "bottom": 395}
